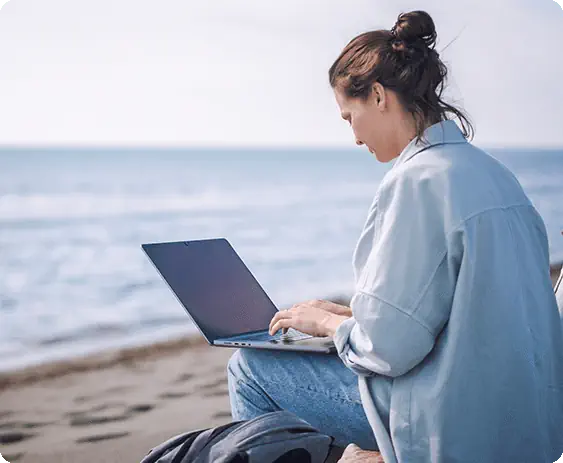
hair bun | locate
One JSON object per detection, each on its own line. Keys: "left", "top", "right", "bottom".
{"left": 391, "top": 10, "right": 437, "bottom": 49}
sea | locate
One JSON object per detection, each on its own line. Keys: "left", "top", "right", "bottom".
{"left": 0, "top": 147, "right": 562, "bottom": 372}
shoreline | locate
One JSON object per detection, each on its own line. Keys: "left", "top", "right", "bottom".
{"left": 0, "top": 260, "right": 561, "bottom": 392}
{"left": 0, "top": 262, "right": 561, "bottom": 463}
{"left": 0, "top": 332, "right": 209, "bottom": 392}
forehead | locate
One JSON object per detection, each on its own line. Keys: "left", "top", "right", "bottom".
{"left": 333, "top": 87, "right": 352, "bottom": 114}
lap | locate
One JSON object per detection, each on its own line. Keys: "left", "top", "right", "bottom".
{"left": 227, "top": 347, "right": 379, "bottom": 450}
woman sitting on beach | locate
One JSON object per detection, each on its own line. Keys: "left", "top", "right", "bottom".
{"left": 227, "top": 10, "right": 563, "bottom": 463}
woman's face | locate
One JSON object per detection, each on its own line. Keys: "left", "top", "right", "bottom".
{"left": 333, "top": 83, "right": 399, "bottom": 162}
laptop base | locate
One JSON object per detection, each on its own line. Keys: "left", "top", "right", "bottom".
{"left": 213, "top": 337, "right": 336, "bottom": 354}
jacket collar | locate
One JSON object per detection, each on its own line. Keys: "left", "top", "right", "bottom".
{"left": 391, "top": 119, "right": 467, "bottom": 170}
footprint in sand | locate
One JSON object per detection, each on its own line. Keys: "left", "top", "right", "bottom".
{"left": 0, "top": 420, "right": 56, "bottom": 430}
{"left": 195, "top": 377, "right": 228, "bottom": 391}
{"left": 66, "top": 402, "right": 126, "bottom": 418}
{"left": 158, "top": 391, "right": 189, "bottom": 399}
{"left": 76, "top": 431, "right": 130, "bottom": 444}
{"left": 127, "top": 404, "right": 153, "bottom": 414}
{"left": 202, "top": 389, "right": 229, "bottom": 398}
{"left": 70, "top": 414, "right": 127, "bottom": 427}
{"left": 73, "top": 386, "right": 133, "bottom": 404}
{"left": 1, "top": 452, "right": 23, "bottom": 462}
{"left": 174, "top": 373, "right": 194, "bottom": 383}
{"left": 0, "top": 421, "right": 47, "bottom": 454}
{"left": 0, "top": 430, "right": 36, "bottom": 445}
{"left": 68, "top": 403, "right": 155, "bottom": 427}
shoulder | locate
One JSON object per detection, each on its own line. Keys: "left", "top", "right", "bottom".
{"left": 376, "top": 144, "right": 456, "bottom": 208}
{"left": 375, "top": 142, "right": 532, "bottom": 232}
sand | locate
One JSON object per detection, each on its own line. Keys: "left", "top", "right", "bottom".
{"left": 0, "top": 262, "right": 561, "bottom": 463}
{"left": 0, "top": 337, "right": 234, "bottom": 463}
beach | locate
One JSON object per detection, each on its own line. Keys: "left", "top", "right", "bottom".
{"left": 0, "top": 262, "right": 561, "bottom": 463}
{"left": 0, "top": 335, "right": 233, "bottom": 463}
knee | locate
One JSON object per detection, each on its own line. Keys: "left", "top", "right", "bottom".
{"left": 227, "top": 348, "right": 253, "bottom": 382}
{"left": 227, "top": 348, "right": 244, "bottom": 381}
{"left": 227, "top": 348, "right": 265, "bottom": 384}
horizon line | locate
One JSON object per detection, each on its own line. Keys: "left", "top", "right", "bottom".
{"left": 1, "top": 143, "right": 563, "bottom": 152}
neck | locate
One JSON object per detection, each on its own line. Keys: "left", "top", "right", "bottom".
{"left": 393, "top": 113, "right": 439, "bottom": 158}
{"left": 391, "top": 112, "right": 419, "bottom": 159}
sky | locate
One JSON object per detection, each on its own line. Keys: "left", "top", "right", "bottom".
{"left": 0, "top": 0, "right": 562, "bottom": 149}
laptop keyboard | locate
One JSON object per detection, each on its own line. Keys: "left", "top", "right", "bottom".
{"left": 247, "top": 328, "right": 312, "bottom": 342}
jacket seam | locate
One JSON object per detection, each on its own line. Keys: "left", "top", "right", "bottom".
{"left": 357, "top": 204, "right": 535, "bottom": 340}
{"left": 410, "top": 251, "right": 447, "bottom": 318}
{"left": 355, "top": 289, "right": 435, "bottom": 339}
{"left": 447, "top": 203, "right": 534, "bottom": 237}
{"left": 414, "top": 204, "right": 535, "bottom": 323}
{"left": 503, "top": 209, "right": 537, "bottom": 384}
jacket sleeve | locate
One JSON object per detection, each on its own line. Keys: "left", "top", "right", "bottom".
{"left": 334, "top": 170, "right": 458, "bottom": 378}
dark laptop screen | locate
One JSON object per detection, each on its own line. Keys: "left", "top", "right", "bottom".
{"left": 142, "top": 238, "right": 279, "bottom": 341}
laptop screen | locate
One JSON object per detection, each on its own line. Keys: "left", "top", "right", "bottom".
{"left": 142, "top": 238, "right": 279, "bottom": 342}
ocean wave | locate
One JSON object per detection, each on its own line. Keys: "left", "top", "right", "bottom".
{"left": 0, "top": 186, "right": 373, "bottom": 224}
{"left": 0, "top": 191, "right": 260, "bottom": 222}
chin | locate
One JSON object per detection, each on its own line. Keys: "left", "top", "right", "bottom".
{"left": 370, "top": 148, "right": 392, "bottom": 163}
{"left": 369, "top": 149, "right": 382, "bottom": 161}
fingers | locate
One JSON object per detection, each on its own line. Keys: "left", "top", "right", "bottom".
{"left": 270, "top": 318, "right": 291, "bottom": 336}
{"left": 269, "top": 309, "right": 292, "bottom": 335}
{"left": 268, "top": 301, "right": 322, "bottom": 336}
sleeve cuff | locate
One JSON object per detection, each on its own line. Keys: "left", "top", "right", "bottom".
{"left": 333, "top": 316, "right": 357, "bottom": 356}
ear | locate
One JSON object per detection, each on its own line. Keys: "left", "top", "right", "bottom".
{"left": 372, "top": 82, "right": 385, "bottom": 108}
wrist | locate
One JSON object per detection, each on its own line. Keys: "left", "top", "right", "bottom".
{"left": 323, "top": 314, "right": 349, "bottom": 337}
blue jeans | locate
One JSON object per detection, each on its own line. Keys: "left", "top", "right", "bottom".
{"left": 227, "top": 347, "right": 380, "bottom": 451}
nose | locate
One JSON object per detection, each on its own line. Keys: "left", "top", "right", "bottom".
{"left": 356, "top": 139, "right": 364, "bottom": 146}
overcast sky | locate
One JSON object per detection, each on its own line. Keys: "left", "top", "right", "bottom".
{"left": 0, "top": 0, "right": 562, "bottom": 149}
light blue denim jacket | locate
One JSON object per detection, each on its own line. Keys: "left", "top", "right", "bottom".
{"left": 333, "top": 120, "right": 563, "bottom": 462}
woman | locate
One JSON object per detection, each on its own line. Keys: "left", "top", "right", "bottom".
{"left": 227, "top": 10, "right": 563, "bottom": 463}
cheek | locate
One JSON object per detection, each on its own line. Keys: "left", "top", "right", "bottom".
{"left": 352, "top": 117, "right": 365, "bottom": 139}
{"left": 356, "top": 115, "right": 376, "bottom": 144}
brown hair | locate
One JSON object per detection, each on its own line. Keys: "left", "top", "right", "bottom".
{"left": 329, "top": 10, "right": 474, "bottom": 145}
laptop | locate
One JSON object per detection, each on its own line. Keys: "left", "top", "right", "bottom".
{"left": 141, "top": 238, "right": 336, "bottom": 354}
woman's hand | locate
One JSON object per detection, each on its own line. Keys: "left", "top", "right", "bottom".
{"left": 314, "top": 299, "right": 353, "bottom": 318}
{"left": 269, "top": 299, "right": 351, "bottom": 338}
{"left": 337, "top": 444, "right": 384, "bottom": 462}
